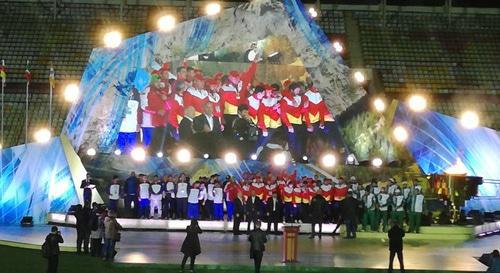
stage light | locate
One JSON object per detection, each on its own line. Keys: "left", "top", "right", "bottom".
{"left": 373, "top": 97, "right": 386, "bottom": 113}
{"left": 321, "top": 153, "right": 336, "bottom": 168}
{"left": 86, "top": 148, "right": 96, "bottom": 157}
{"left": 250, "top": 153, "right": 258, "bottom": 160}
{"left": 302, "top": 155, "right": 308, "bottom": 162}
{"left": 347, "top": 154, "right": 355, "bottom": 164}
{"left": 0, "top": 144, "right": 2, "bottom": 149}
{"left": 205, "top": 3, "right": 221, "bottom": 16}
{"left": 408, "top": 94, "right": 427, "bottom": 112}
{"left": 103, "top": 30, "right": 122, "bottom": 48}
{"left": 130, "top": 147, "right": 146, "bottom": 161}
{"left": 176, "top": 148, "right": 191, "bottom": 163}
{"left": 157, "top": 15, "right": 176, "bottom": 32}
{"left": 372, "top": 157, "right": 383, "bottom": 168}
{"left": 273, "top": 152, "right": 287, "bottom": 167}
{"left": 34, "top": 128, "right": 51, "bottom": 143}
{"left": 156, "top": 151, "right": 163, "bottom": 158}
{"left": 308, "top": 7, "right": 318, "bottom": 18}
{"left": 63, "top": 83, "right": 80, "bottom": 103}
{"left": 114, "top": 149, "right": 122, "bottom": 156}
{"left": 460, "top": 111, "right": 479, "bottom": 129}
{"left": 203, "top": 153, "right": 210, "bottom": 159}
{"left": 224, "top": 152, "right": 238, "bottom": 164}
{"left": 393, "top": 126, "right": 409, "bottom": 142}
{"left": 353, "top": 71, "right": 365, "bottom": 83}
{"left": 332, "top": 41, "right": 343, "bottom": 53}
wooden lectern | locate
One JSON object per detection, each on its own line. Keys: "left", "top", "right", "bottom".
{"left": 282, "top": 225, "right": 300, "bottom": 263}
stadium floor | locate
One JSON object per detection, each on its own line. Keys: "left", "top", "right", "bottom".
{"left": 1, "top": 225, "right": 496, "bottom": 272}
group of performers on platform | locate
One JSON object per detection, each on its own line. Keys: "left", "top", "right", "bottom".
{"left": 116, "top": 61, "right": 340, "bottom": 161}
{"left": 100, "top": 171, "right": 426, "bottom": 236}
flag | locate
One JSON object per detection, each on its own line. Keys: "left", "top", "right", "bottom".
{"left": 24, "top": 60, "right": 32, "bottom": 82}
{"left": 49, "top": 67, "right": 55, "bottom": 89}
{"left": 0, "top": 60, "right": 6, "bottom": 86}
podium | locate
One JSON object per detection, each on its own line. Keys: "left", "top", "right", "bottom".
{"left": 282, "top": 225, "right": 300, "bottom": 263}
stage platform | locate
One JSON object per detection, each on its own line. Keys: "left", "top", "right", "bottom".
{"left": 1, "top": 224, "right": 497, "bottom": 272}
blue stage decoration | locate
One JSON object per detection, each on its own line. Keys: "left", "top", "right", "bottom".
{"left": 0, "top": 139, "right": 79, "bottom": 225}
{"left": 393, "top": 103, "right": 500, "bottom": 198}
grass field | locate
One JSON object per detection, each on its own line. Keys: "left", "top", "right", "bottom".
{"left": 0, "top": 244, "right": 475, "bottom": 273}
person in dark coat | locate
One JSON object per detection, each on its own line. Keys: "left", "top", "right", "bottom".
{"left": 233, "top": 192, "right": 245, "bottom": 235}
{"left": 265, "top": 192, "right": 282, "bottom": 234}
{"left": 181, "top": 219, "right": 202, "bottom": 272}
{"left": 309, "top": 189, "right": 326, "bottom": 239}
{"left": 193, "top": 103, "right": 222, "bottom": 155}
{"left": 248, "top": 220, "right": 268, "bottom": 273}
{"left": 341, "top": 189, "right": 359, "bottom": 239}
{"left": 74, "top": 204, "right": 91, "bottom": 254}
{"left": 246, "top": 190, "right": 262, "bottom": 232}
{"left": 45, "top": 226, "right": 64, "bottom": 273}
{"left": 123, "top": 171, "right": 139, "bottom": 217}
{"left": 179, "top": 106, "right": 196, "bottom": 145}
{"left": 80, "top": 173, "right": 95, "bottom": 207}
{"left": 388, "top": 220, "right": 405, "bottom": 273}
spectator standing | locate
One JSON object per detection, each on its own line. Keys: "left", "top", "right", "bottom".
{"left": 103, "top": 211, "right": 122, "bottom": 261}
{"left": 248, "top": 220, "right": 268, "bottom": 273}
{"left": 388, "top": 221, "right": 405, "bottom": 273}
{"left": 74, "top": 204, "right": 91, "bottom": 254}
{"left": 309, "top": 189, "right": 326, "bottom": 239}
{"left": 341, "top": 189, "right": 359, "bottom": 239}
{"left": 180, "top": 219, "right": 202, "bottom": 273}
{"left": 44, "top": 226, "right": 64, "bottom": 273}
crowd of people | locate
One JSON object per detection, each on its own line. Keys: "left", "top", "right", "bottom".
{"left": 99, "top": 170, "right": 427, "bottom": 236}
{"left": 117, "top": 60, "right": 341, "bottom": 161}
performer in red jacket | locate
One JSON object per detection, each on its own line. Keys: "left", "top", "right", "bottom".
{"left": 280, "top": 82, "right": 310, "bottom": 161}
{"left": 206, "top": 78, "right": 224, "bottom": 128}
{"left": 255, "top": 84, "right": 282, "bottom": 152}
{"left": 183, "top": 74, "right": 209, "bottom": 116}
{"left": 165, "top": 81, "right": 185, "bottom": 142}
{"left": 146, "top": 72, "right": 169, "bottom": 153}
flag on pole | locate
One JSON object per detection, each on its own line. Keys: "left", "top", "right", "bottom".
{"left": 24, "top": 60, "right": 32, "bottom": 82}
{"left": 0, "top": 60, "right": 6, "bottom": 86}
{"left": 49, "top": 67, "right": 55, "bottom": 89}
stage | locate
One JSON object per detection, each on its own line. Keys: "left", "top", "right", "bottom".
{"left": 1, "top": 224, "right": 497, "bottom": 272}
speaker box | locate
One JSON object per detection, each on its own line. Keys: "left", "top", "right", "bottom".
{"left": 20, "top": 216, "right": 34, "bottom": 227}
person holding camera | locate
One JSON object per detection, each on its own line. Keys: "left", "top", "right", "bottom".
{"left": 103, "top": 211, "right": 122, "bottom": 261}
{"left": 44, "top": 226, "right": 64, "bottom": 273}
{"left": 180, "top": 219, "right": 203, "bottom": 272}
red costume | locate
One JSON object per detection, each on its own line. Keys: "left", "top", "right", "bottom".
{"left": 303, "top": 86, "right": 334, "bottom": 124}
{"left": 280, "top": 90, "right": 310, "bottom": 128}
{"left": 165, "top": 93, "right": 184, "bottom": 129}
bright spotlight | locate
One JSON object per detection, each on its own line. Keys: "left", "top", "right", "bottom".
{"left": 203, "top": 153, "right": 210, "bottom": 159}
{"left": 130, "top": 147, "right": 146, "bottom": 161}
{"left": 64, "top": 83, "right": 80, "bottom": 103}
{"left": 205, "top": 3, "right": 221, "bottom": 16}
{"left": 86, "top": 148, "right": 96, "bottom": 157}
{"left": 347, "top": 154, "right": 355, "bottom": 164}
{"left": 114, "top": 149, "right": 122, "bottom": 156}
{"left": 34, "top": 128, "right": 52, "bottom": 143}
{"left": 157, "top": 15, "right": 176, "bottom": 32}
{"left": 273, "top": 152, "right": 287, "bottom": 167}
{"left": 156, "top": 151, "right": 164, "bottom": 158}
{"left": 103, "top": 30, "right": 122, "bottom": 48}
{"left": 332, "top": 41, "right": 343, "bottom": 53}
{"left": 373, "top": 97, "right": 386, "bottom": 113}
{"left": 308, "top": 7, "right": 318, "bottom": 18}
{"left": 176, "top": 148, "right": 191, "bottom": 163}
{"left": 372, "top": 157, "right": 383, "bottom": 168}
{"left": 353, "top": 71, "right": 365, "bottom": 83}
{"left": 224, "top": 152, "right": 238, "bottom": 164}
{"left": 393, "top": 126, "right": 409, "bottom": 142}
{"left": 250, "top": 154, "right": 258, "bottom": 160}
{"left": 321, "top": 153, "right": 336, "bottom": 168}
{"left": 302, "top": 155, "right": 308, "bottom": 162}
{"left": 408, "top": 95, "right": 427, "bottom": 112}
{"left": 460, "top": 111, "right": 479, "bottom": 129}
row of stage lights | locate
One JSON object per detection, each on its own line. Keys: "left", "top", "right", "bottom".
{"left": 85, "top": 145, "right": 387, "bottom": 170}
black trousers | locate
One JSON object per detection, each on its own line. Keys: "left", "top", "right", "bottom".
{"left": 267, "top": 215, "right": 279, "bottom": 233}
{"left": 311, "top": 221, "right": 322, "bottom": 237}
{"left": 181, "top": 255, "right": 196, "bottom": 270}
{"left": 252, "top": 251, "right": 264, "bottom": 273}
{"left": 76, "top": 228, "right": 90, "bottom": 253}
{"left": 388, "top": 250, "right": 405, "bottom": 273}
{"left": 233, "top": 215, "right": 243, "bottom": 234}
{"left": 149, "top": 126, "right": 167, "bottom": 154}
{"left": 47, "top": 255, "right": 59, "bottom": 273}
{"left": 90, "top": 238, "right": 102, "bottom": 256}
